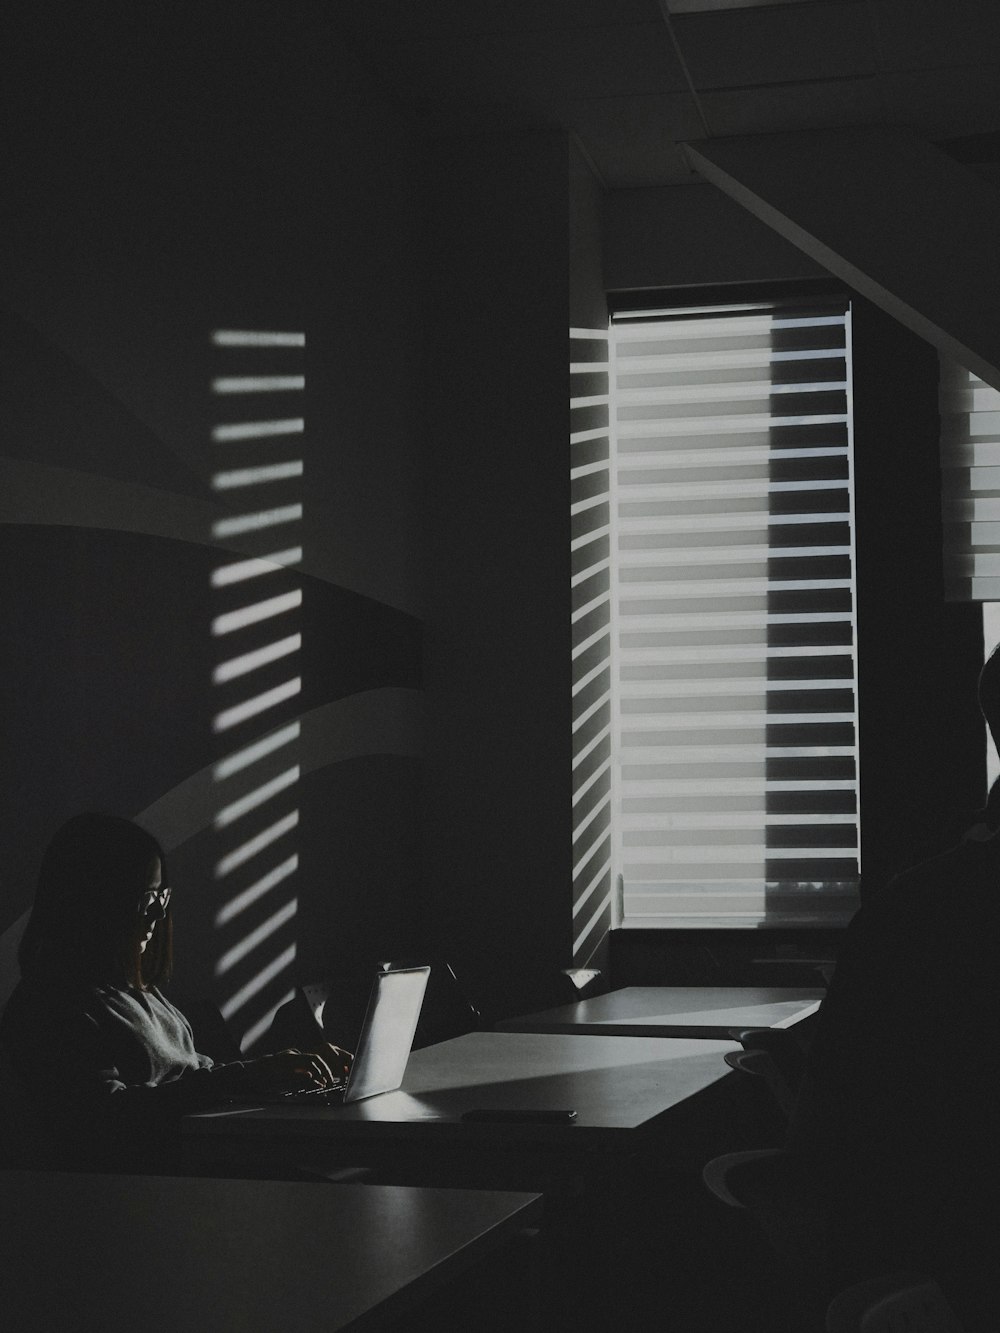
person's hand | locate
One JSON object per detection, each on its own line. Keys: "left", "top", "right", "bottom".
{"left": 323, "top": 1043, "right": 354, "bottom": 1079}
{"left": 249, "top": 1047, "right": 337, "bottom": 1092}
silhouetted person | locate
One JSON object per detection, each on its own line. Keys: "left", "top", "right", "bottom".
{"left": 783, "top": 645, "right": 1000, "bottom": 1329}
{"left": 0, "top": 812, "right": 351, "bottom": 1173}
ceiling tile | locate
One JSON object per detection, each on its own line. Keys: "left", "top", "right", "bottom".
{"left": 700, "top": 75, "right": 884, "bottom": 137}
{"left": 880, "top": 67, "right": 1000, "bottom": 140}
{"left": 369, "top": 23, "right": 687, "bottom": 105}
{"left": 872, "top": 0, "right": 1000, "bottom": 72}
{"left": 668, "top": 0, "right": 826, "bottom": 10}
{"left": 341, "top": 1, "right": 659, "bottom": 39}
{"left": 396, "top": 100, "right": 563, "bottom": 140}
{"left": 671, "top": 1, "right": 877, "bottom": 90}
{"left": 557, "top": 93, "right": 707, "bottom": 186}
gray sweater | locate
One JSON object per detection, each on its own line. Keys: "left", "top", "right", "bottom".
{"left": 0, "top": 978, "right": 250, "bottom": 1170}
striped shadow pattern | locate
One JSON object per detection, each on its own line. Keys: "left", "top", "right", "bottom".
{"left": 570, "top": 328, "right": 614, "bottom": 965}
{"left": 940, "top": 355, "right": 1000, "bottom": 602}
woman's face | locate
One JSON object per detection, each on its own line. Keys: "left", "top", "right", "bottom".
{"left": 137, "top": 857, "right": 170, "bottom": 953}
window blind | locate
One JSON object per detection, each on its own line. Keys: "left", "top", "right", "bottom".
{"left": 939, "top": 356, "right": 1000, "bottom": 601}
{"left": 611, "top": 301, "right": 860, "bottom": 927}
{"left": 570, "top": 328, "right": 614, "bottom": 964}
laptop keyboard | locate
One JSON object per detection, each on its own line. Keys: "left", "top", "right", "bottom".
{"left": 280, "top": 1077, "right": 347, "bottom": 1102}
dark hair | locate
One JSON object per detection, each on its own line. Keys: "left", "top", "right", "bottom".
{"left": 19, "top": 813, "right": 172, "bottom": 989}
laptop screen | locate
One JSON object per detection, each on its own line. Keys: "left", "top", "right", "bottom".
{"left": 344, "top": 965, "right": 430, "bottom": 1103}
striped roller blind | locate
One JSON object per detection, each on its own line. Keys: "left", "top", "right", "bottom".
{"left": 612, "top": 300, "right": 861, "bottom": 928}
{"left": 570, "top": 328, "right": 614, "bottom": 964}
{"left": 939, "top": 356, "right": 1000, "bottom": 601}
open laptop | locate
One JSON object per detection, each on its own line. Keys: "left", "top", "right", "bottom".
{"left": 255, "top": 964, "right": 430, "bottom": 1107}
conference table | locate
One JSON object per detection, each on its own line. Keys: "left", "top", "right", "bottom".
{"left": 182, "top": 1029, "right": 742, "bottom": 1196}
{"left": 493, "top": 986, "right": 824, "bottom": 1039}
{"left": 181, "top": 1030, "right": 744, "bottom": 1330}
{"left": 0, "top": 1169, "right": 542, "bottom": 1333}
{"left": 184, "top": 1029, "right": 739, "bottom": 1156}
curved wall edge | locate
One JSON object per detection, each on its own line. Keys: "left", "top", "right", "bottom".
{"left": 0, "top": 457, "right": 421, "bottom": 617}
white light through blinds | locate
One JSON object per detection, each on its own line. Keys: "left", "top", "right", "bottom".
{"left": 939, "top": 357, "right": 1000, "bottom": 601}
{"left": 612, "top": 301, "right": 861, "bottom": 928}
{"left": 570, "top": 327, "right": 614, "bottom": 965}
{"left": 210, "top": 328, "right": 304, "bottom": 1048}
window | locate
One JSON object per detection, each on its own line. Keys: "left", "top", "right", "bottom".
{"left": 571, "top": 297, "right": 861, "bottom": 940}
{"left": 939, "top": 355, "right": 1000, "bottom": 788}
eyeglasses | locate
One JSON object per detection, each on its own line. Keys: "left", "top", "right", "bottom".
{"left": 139, "top": 886, "right": 172, "bottom": 916}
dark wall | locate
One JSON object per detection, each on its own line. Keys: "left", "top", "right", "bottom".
{"left": 569, "top": 140, "right": 607, "bottom": 332}
{"left": 851, "top": 298, "right": 985, "bottom": 888}
{"left": 3, "top": 6, "right": 984, "bottom": 1030}
{"left": 0, "top": 5, "right": 425, "bottom": 1045}
{"left": 419, "top": 131, "right": 574, "bottom": 1023}
{"left": 603, "top": 182, "right": 825, "bottom": 293}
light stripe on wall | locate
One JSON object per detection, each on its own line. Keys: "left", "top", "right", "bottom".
{"left": 210, "top": 328, "right": 305, "bottom": 1050}
{"left": 570, "top": 327, "right": 614, "bottom": 964}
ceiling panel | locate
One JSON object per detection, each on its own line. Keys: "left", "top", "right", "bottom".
{"left": 336, "top": 0, "right": 1000, "bottom": 191}
{"left": 395, "top": 103, "right": 553, "bottom": 141}
{"left": 700, "top": 75, "right": 884, "bottom": 137}
{"left": 880, "top": 67, "right": 1000, "bottom": 141}
{"left": 872, "top": 0, "right": 1000, "bottom": 72}
{"left": 340, "top": 1, "right": 660, "bottom": 39}
{"left": 668, "top": 0, "right": 825, "bottom": 10}
{"left": 366, "top": 23, "right": 687, "bottom": 106}
{"left": 559, "top": 93, "right": 707, "bottom": 186}
{"left": 671, "top": 1, "right": 877, "bottom": 90}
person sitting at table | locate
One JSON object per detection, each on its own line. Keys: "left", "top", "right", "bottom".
{"left": 776, "top": 645, "right": 1000, "bottom": 1330}
{"left": 0, "top": 811, "right": 353, "bottom": 1174}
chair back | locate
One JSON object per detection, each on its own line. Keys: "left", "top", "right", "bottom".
{"left": 265, "top": 962, "right": 482, "bottom": 1054}
{"left": 265, "top": 985, "right": 334, "bottom": 1053}
{"left": 702, "top": 1147, "right": 785, "bottom": 1209}
{"left": 723, "top": 1046, "right": 798, "bottom": 1118}
{"left": 374, "top": 960, "right": 480, "bottom": 1049}
{"left": 184, "top": 997, "right": 244, "bottom": 1063}
{"left": 826, "top": 1272, "right": 965, "bottom": 1333}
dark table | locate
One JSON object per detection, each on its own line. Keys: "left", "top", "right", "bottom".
{"left": 0, "top": 1168, "right": 542, "bottom": 1332}
{"left": 494, "top": 986, "right": 824, "bottom": 1039}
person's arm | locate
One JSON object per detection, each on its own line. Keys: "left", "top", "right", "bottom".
{"left": 4, "top": 990, "right": 340, "bottom": 1120}
{"left": 92, "top": 1041, "right": 341, "bottom": 1113}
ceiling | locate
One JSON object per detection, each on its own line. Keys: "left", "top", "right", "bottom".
{"left": 1, "top": 0, "right": 998, "bottom": 202}
{"left": 338, "top": 0, "right": 1000, "bottom": 188}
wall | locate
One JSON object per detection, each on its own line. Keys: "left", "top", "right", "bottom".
{"left": 570, "top": 140, "right": 608, "bottom": 332}
{"left": 4, "top": 5, "right": 983, "bottom": 1035}
{"left": 0, "top": 5, "right": 425, "bottom": 1047}
{"left": 419, "top": 131, "right": 574, "bottom": 1022}
{"left": 851, "top": 298, "right": 984, "bottom": 887}
{"left": 603, "top": 182, "right": 824, "bottom": 292}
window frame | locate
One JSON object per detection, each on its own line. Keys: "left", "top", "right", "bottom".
{"left": 581, "top": 281, "right": 865, "bottom": 935}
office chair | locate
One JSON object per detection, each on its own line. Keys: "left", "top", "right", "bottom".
{"left": 376, "top": 959, "right": 481, "bottom": 1049}
{"left": 825, "top": 1272, "right": 965, "bottom": 1333}
{"left": 185, "top": 997, "right": 244, "bottom": 1063}
{"left": 730, "top": 1025, "right": 808, "bottom": 1081}
{"left": 723, "top": 1046, "right": 799, "bottom": 1121}
{"left": 725, "top": 1026, "right": 806, "bottom": 1120}
{"left": 702, "top": 1147, "right": 787, "bottom": 1210}
{"left": 266, "top": 981, "right": 343, "bottom": 1051}
{"left": 267, "top": 961, "right": 481, "bottom": 1054}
